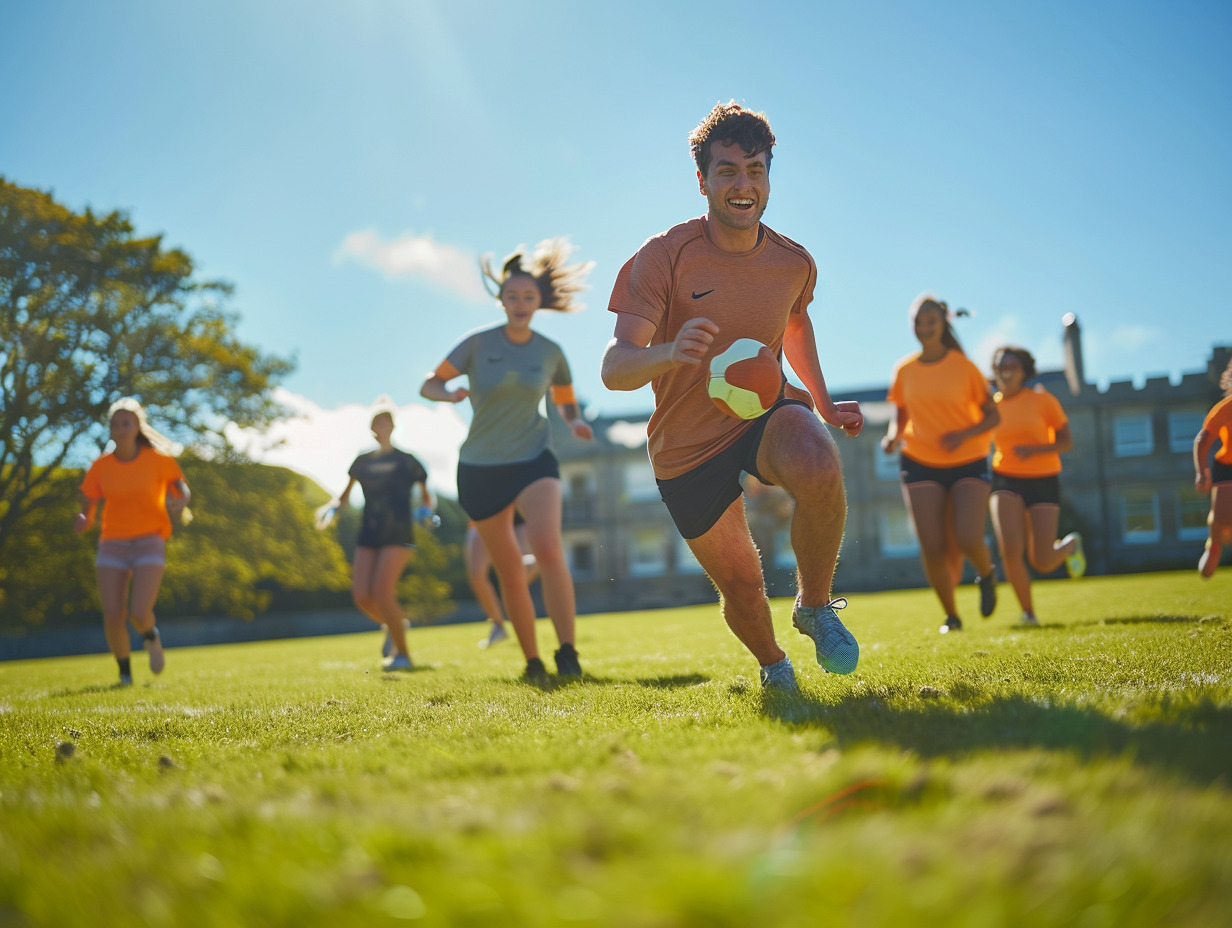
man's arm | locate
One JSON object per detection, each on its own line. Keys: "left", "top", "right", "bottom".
{"left": 782, "top": 310, "right": 862, "bottom": 436}
{"left": 601, "top": 314, "right": 718, "bottom": 391}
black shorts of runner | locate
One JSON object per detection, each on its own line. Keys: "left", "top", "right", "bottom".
{"left": 900, "top": 454, "right": 990, "bottom": 489}
{"left": 1213, "top": 459, "right": 1232, "bottom": 485}
{"left": 357, "top": 513, "right": 414, "bottom": 549}
{"left": 457, "top": 448, "right": 560, "bottom": 522}
{"left": 657, "top": 399, "right": 810, "bottom": 540}
{"left": 991, "top": 473, "right": 1061, "bottom": 507}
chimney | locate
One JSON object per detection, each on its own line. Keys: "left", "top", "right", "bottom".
{"left": 1063, "top": 313, "right": 1085, "bottom": 396}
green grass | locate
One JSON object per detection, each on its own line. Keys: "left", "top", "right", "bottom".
{"left": 2, "top": 571, "right": 1230, "bottom": 927}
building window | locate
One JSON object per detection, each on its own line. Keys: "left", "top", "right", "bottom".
{"left": 1177, "top": 486, "right": 1210, "bottom": 542}
{"left": 623, "top": 459, "right": 660, "bottom": 502}
{"left": 675, "top": 535, "right": 706, "bottom": 574}
{"left": 1120, "top": 488, "right": 1160, "bottom": 543}
{"left": 628, "top": 527, "right": 667, "bottom": 577}
{"left": 1167, "top": 412, "right": 1205, "bottom": 454}
{"left": 873, "top": 446, "right": 901, "bottom": 481}
{"left": 563, "top": 531, "right": 597, "bottom": 578}
{"left": 879, "top": 509, "right": 920, "bottom": 557}
{"left": 1113, "top": 414, "right": 1153, "bottom": 457}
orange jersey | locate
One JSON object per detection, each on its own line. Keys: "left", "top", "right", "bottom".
{"left": 608, "top": 217, "right": 815, "bottom": 479}
{"left": 80, "top": 447, "right": 185, "bottom": 540}
{"left": 992, "top": 385, "right": 1068, "bottom": 477}
{"left": 1204, "top": 395, "right": 1232, "bottom": 466}
{"left": 887, "top": 350, "right": 993, "bottom": 468}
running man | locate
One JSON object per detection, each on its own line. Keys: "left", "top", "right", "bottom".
{"left": 601, "top": 101, "right": 863, "bottom": 693}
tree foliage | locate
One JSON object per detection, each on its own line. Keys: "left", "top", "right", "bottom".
{"left": 0, "top": 177, "right": 292, "bottom": 573}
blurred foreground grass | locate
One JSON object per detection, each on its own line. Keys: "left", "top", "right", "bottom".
{"left": 1, "top": 571, "right": 1230, "bottom": 927}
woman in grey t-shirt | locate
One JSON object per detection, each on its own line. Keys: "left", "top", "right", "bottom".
{"left": 421, "top": 238, "right": 592, "bottom": 684}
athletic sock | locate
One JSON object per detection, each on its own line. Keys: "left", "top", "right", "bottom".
{"left": 117, "top": 657, "right": 132, "bottom": 676}
{"left": 142, "top": 627, "right": 158, "bottom": 642}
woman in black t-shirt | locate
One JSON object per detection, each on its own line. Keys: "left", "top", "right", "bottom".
{"left": 321, "top": 405, "right": 431, "bottom": 670}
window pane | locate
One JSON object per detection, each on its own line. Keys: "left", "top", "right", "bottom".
{"left": 1121, "top": 489, "right": 1159, "bottom": 543}
{"left": 880, "top": 509, "right": 920, "bottom": 556}
{"left": 1114, "top": 415, "right": 1153, "bottom": 457}
{"left": 1167, "top": 412, "right": 1204, "bottom": 454}
{"left": 1177, "top": 486, "right": 1210, "bottom": 541}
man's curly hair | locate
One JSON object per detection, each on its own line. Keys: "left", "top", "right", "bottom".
{"left": 688, "top": 101, "right": 776, "bottom": 177}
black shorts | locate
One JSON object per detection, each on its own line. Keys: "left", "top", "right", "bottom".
{"left": 900, "top": 454, "right": 990, "bottom": 489}
{"left": 1213, "top": 459, "right": 1232, "bottom": 485}
{"left": 457, "top": 448, "right": 560, "bottom": 521}
{"left": 657, "top": 399, "right": 810, "bottom": 540}
{"left": 991, "top": 473, "right": 1061, "bottom": 507}
{"left": 357, "top": 513, "right": 413, "bottom": 549}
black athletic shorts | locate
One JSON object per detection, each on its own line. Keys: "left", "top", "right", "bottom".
{"left": 356, "top": 513, "right": 413, "bottom": 549}
{"left": 991, "top": 473, "right": 1061, "bottom": 507}
{"left": 1213, "top": 459, "right": 1232, "bottom": 485}
{"left": 900, "top": 454, "right": 990, "bottom": 489}
{"left": 457, "top": 448, "right": 560, "bottom": 522}
{"left": 657, "top": 399, "right": 810, "bottom": 540}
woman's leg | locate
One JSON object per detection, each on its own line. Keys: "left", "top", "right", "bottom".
{"left": 96, "top": 566, "right": 132, "bottom": 661}
{"left": 1201, "top": 483, "right": 1232, "bottom": 577}
{"left": 475, "top": 508, "right": 539, "bottom": 660}
{"left": 516, "top": 477, "right": 575, "bottom": 648}
{"left": 990, "top": 491, "right": 1032, "bottom": 615}
{"left": 904, "top": 482, "right": 959, "bottom": 617}
{"left": 372, "top": 546, "right": 413, "bottom": 656}
{"left": 1025, "top": 504, "right": 1069, "bottom": 575}
{"left": 950, "top": 478, "right": 995, "bottom": 576}
{"left": 465, "top": 526, "right": 507, "bottom": 625}
{"left": 351, "top": 547, "right": 384, "bottom": 624}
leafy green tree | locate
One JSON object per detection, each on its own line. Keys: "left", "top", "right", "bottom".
{"left": 0, "top": 178, "right": 292, "bottom": 584}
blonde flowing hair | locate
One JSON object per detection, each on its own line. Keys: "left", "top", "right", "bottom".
{"left": 479, "top": 237, "right": 594, "bottom": 313}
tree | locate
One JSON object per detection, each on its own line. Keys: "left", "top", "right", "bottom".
{"left": 0, "top": 178, "right": 293, "bottom": 585}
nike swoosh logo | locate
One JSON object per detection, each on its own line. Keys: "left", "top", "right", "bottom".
{"left": 691, "top": 289, "right": 714, "bottom": 299}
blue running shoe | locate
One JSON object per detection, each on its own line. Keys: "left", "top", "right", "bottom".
{"left": 759, "top": 656, "right": 799, "bottom": 692}
{"left": 792, "top": 597, "right": 858, "bottom": 674}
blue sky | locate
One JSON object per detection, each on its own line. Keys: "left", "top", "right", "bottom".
{"left": 3, "top": 1, "right": 1229, "bottom": 493}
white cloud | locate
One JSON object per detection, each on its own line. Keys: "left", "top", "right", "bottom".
{"left": 333, "top": 229, "right": 490, "bottom": 302}
{"left": 605, "top": 421, "right": 649, "bottom": 449}
{"left": 1109, "top": 324, "right": 1162, "bottom": 353}
{"left": 225, "top": 387, "right": 468, "bottom": 500}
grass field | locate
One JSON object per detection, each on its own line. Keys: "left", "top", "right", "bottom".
{"left": 2, "top": 570, "right": 1230, "bottom": 927}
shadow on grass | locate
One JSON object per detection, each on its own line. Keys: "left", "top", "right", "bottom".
{"left": 1073, "top": 614, "right": 1226, "bottom": 627}
{"left": 636, "top": 673, "right": 709, "bottom": 689}
{"left": 48, "top": 682, "right": 131, "bottom": 697}
{"left": 763, "top": 690, "right": 1232, "bottom": 787}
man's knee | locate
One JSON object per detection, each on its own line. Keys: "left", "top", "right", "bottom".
{"left": 711, "top": 565, "right": 766, "bottom": 607}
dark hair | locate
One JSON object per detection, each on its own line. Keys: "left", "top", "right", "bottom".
{"left": 688, "top": 101, "right": 776, "bottom": 177}
{"left": 909, "top": 293, "right": 966, "bottom": 354}
{"left": 480, "top": 237, "right": 594, "bottom": 313}
{"left": 1221, "top": 356, "right": 1232, "bottom": 397}
{"left": 992, "top": 346, "right": 1038, "bottom": 380}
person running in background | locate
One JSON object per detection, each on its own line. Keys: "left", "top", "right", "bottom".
{"left": 987, "top": 346, "right": 1085, "bottom": 626}
{"left": 1194, "top": 356, "right": 1232, "bottom": 578}
{"left": 881, "top": 294, "right": 999, "bottom": 634}
{"left": 601, "top": 101, "right": 863, "bottom": 694}
{"left": 321, "top": 401, "right": 431, "bottom": 671}
{"left": 467, "top": 517, "right": 539, "bottom": 649}
{"left": 421, "top": 239, "right": 593, "bottom": 684}
{"left": 75, "top": 398, "right": 190, "bottom": 686}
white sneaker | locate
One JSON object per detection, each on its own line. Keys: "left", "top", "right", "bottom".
{"left": 478, "top": 623, "right": 509, "bottom": 649}
{"left": 144, "top": 627, "right": 165, "bottom": 675}
{"left": 1020, "top": 612, "right": 1040, "bottom": 627}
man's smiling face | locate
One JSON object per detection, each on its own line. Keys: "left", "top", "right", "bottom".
{"left": 698, "top": 139, "right": 770, "bottom": 234}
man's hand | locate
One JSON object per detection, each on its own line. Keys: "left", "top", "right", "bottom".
{"left": 670, "top": 317, "right": 719, "bottom": 365}
{"left": 824, "top": 400, "right": 863, "bottom": 437}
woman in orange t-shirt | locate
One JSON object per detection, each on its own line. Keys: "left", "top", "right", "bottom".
{"left": 988, "top": 346, "right": 1085, "bottom": 626}
{"left": 1193, "top": 356, "right": 1232, "bottom": 578}
{"left": 75, "top": 398, "right": 190, "bottom": 686}
{"left": 882, "top": 294, "right": 999, "bottom": 634}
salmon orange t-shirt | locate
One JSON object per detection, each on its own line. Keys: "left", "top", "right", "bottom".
{"left": 80, "top": 447, "right": 185, "bottom": 540}
{"left": 992, "top": 385, "right": 1068, "bottom": 477}
{"left": 886, "top": 350, "right": 993, "bottom": 468}
{"left": 608, "top": 217, "right": 816, "bottom": 480}
{"left": 1204, "top": 395, "right": 1232, "bottom": 466}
